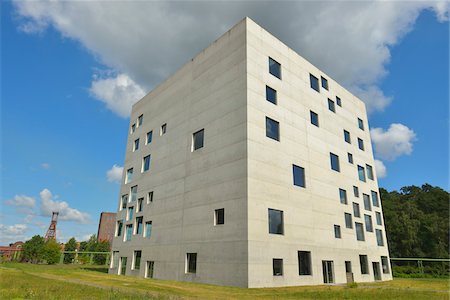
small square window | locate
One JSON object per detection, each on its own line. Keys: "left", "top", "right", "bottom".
{"left": 376, "top": 229, "right": 384, "bottom": 246}
{"left": 371, "top": 191, "right": 379, "bottom": 207}
{"left": 192, "top": 129, "right": 204, "bottom": 151}
{"left": 359, "top": 255, "right": 369, "bottom": 274}
{"left": 266, "top": 117, "right": 280, "bottom": 141}
{"left": 133, "top": 139, "right": 140, "bottom": 152}
{"left": 363, "top": 194, "right": 371, "bottom": 211}
{"left": 364, "top": 214, "right": 373, "bottom": 232}
{"left": 345, "top": 213, "right": 353, "bottom": 229}
{"left": 334, "top": 225, "right": 341, "bottom": 238}
{"left": 339, "top": 188, "right": 347, "bottom": 204}
{"left": 137, "top": 115, "right": 143, "bottom": 127}
{"left": 214, "top": 208, "right": 224, "bottom": 225}
{"left": 358, "top": 165, "right": 366, "bottom": 182}
{"left": 268, "top": 208, "right": 284, "bottom": 235}
{"left": 366, "top": 164, "right": 374, "bottom": 180}
{"left": 133, "top": 250, "right": 142, "bottom": 270}
{"left": 269, "top": 57, "right": 281, "bottom": 79}
{"left": 160, "top": 123, "right": 167, "bottom": 135}
{"left": 142, "top": 155, "right": 151, "bottom": 172}
{"left": 376, "top": 212, "right": 382, "bottom": 225}
{"left": 344, "top": 130, "right": 351, "bottom": 144}
{"left": 336, "top": 96, "right": 342, "bottom": 107}
{"left": 358, "top": 118, "right": 365, "bottom": 130}
{"left": 358, "top": 138, "right": 365, "bottom": 151}
{"left": 145, "top": 221, "right": 152, "bottom": 238}
{"left": 355, "top": 223, "right": 365, "bottom": 241}
{"left": 328, "top": 99, "right": 335, "bottom": 112}
{"left": 330, "top": 153, "right": 340, "bottom": 172}
{"left": 273, "top": 259, "right": 283, "bottom": 276}
{"left": 348, "top": 153, "right": 353, "bottom": 164}
{"left": 298, "top": 251, "right": 312, "bottom": 275}
{"left": 146, "top": 131, "right": 153, "bottom": 145}
{"left": 293, "top": 164, "right": 306, "bottom": 188}
{"left": 266, "top": 86, "right": 277, "bottom": 105}
{"left": 353, "top": 202, "right": 361, "bottom": 218}
{"left": 321, "top": 76, "right": 329, "bottom": 90}
{"left": 310, "top": 74, "right": 320, "bottom": 92}
{"left": 147, "top": 191, "right": 154, "bottom": 204}
{"left": 186, "top": 253, "right": 197, "bottom": 274}
{"left": 353, "top": 186, "right": 359, "bottom": 198}
{"left": 126, "top": 168, "right": 133, "bottom": 184}
{"left": 310, "top": 111, "right": 319, "bottom": 127}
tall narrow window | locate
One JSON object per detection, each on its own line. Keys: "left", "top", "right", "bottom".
{"left": 363, "top": 194, "right": 371, "bottom": 211}
{"left": 133, "top": 139, "right": 140, "bottom": 151}
{"left": 381, "top": 256, "right": 390, "bottom": 274}
{"left": 321, "top": 76, "right": 329, "bottom": 90}
{"left": 135, "top": 217, "right": 143, "bottom": 234}
{"left": 310, "top": 74, "right": 320, "bottom": 92}
{"left": 137, "top": 198, "right": 143, "bottom": 212}
{"left": 339, "top": 188, "right": 347, "bottom": 204}
{"left": 344, "top": 130, "right": 351, "bottom": 144}
{"left": 146, "top": 131, "right": 153, "bottom": 145}
{"left": 133, "top": 251, "right": 142, "bottom": 270}
{"left": 186, "top": 253, "right": 197, "bottom": 273}
{"left": 214, "top": 208, "right": 225, "bottom": 225}
{"left": 328, "top": 99, "right": 336, "bottom": 112}
{"left": 298, "top": 251, "right": 312, "bottom": 275}
{"left": 371, "top": 191, "right": 379, "bottom": 207}
{"left": 376, "top": 229, "right": 384, "bottom": 246}
{"left": 126, "top": 168, "right": 133, "bottom": 184}
{"left": 366, "top": 164, "right": 374, "bottom": 180}
{"left": 137, "top": 115, "right": 143, "bottom": 127}
{"left": 125, "top": 224, "right": 133, "bottom": 241}
{"left": 147, "top": 191, "right": 154, "bottom": 204}
{"left": 273, "top": 259, "right": 283, "bottom": 276}
{"left": 355, "top": 222, "right": 365, "bottom": 241}
{"left": 130, "top": 186, "right": 138, "bottom": 202}
{"left": 266, "top": 117, "right": 280, "bottom": 141}
{"left": 160, "top": 123, "right": 167, "bottom": 135}
{"left": 131, "top": 123, "right": 136, "bottom": 134}
{"left": 375, "top": 212, "right": 382, "bottom": 225}
{"left": 269, "top": 57, "right": 281, "bottom": 79}
{"left": 345, "top": 213, "right": 353, "bottom": 229}
{"left": 310, "top": 111, "right": 319, "bottom": 127}
{"left": 142, "top": 155, "right": 151, "bottom": 172}
{"left": 145, "top": 221, "right": 152, "bottom": 238}
{"left": 358, "top": 138, "right": 365, "bottom": 151}
{"left": 353, "top": 186, "right": 359, "bottom": 198}
{"left": 353, "top": 202, "right": 361, "bottom": 218}
{"left": 121, "top": 195, "right": 128, "bottom": 209}
{"left": 364, "top": 214, "right": 373, "bottom": 232}
{"left": 146, "top": 261, "right": 155, "bottom": 278}
{"left": 359, "top": 255, "right": 369, "bottom": 274}
{"left": 268, "top": 209, "right": 284, "bottom": 235}
{"left": 293, "top": 164, "right": 306, "bottom": 188}
{"left": 358, "top": 118, "right": 365, "bottom": 130}
{"left": 334, "top": 225, "right": 341, "bottom": 238}
{"left": 192, "top": 129, "right": 205, "bottom": 151}
{"left": 116, "top": 220, "right": 123, "bottom": 236}
{"left": 330, "top": 153, "right": 340, "bottom": 172}
{"left": 348, "top": 153, "right": 353, "bottom": 164}
{"left": 127, "top": 207, "right": 133, "bottom": 221}
{"left": 266, "top": 86, "right": 277, "bottom": 105}
{"left": 358, "top": 165, "right": 366, "bottom": 182}
{"left": 336, "top": 96, "right": 342, "bottom": 107}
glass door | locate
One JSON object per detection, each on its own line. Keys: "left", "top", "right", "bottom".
{"left": 322, "top": 260, "right": 334, "bottom": 283}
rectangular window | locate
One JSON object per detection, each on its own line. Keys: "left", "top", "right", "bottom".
{"left": 360, "top": 255, "right": 369, "bottom": 274}
{"left": 121, "top": 195, "right": 128, "bottom": 209}
{"left": 344, "top": 130, "right": 351, "bottom": 144}
{"left": 133, "top": 250, "right": 142, "bottom": 270}
{"left": 131, "top": 123, "right": 136, "bottom": 133}
{"left": 345, "top": 213, "right": 353, "bottom": 229}
{"left": 358, "top": 165, "right": 366, "bottom": 182}
{"left": 147, "top": 191, "right": 153, "bottom": 204}
{"left": 268, "top": 208, "right": 284, "bottom": 235}
{"left": 363, "top": 194, "right": 371, "bottom": 211}
{"left": 310, "top": 110, "right": 319, "bottom": 127}
{"left": 192, "top": 129, "right": 205, "bottom": 151}
{"left": 371, "top": 191, "right": 379, "bottom": 207}
{"left": 321, "top": 76, "right": 329, "bottom": 90}
{"left": 186, "top": 253, "right": 197, "bottom": 273}
{"left": 334, "top": 225, "right": 341, "bottom": 238}
{"left": 355, "top": 222, "right": 365, "bottom": 241}
{"left": 111, "top": 251, "right": 119, "bottom": 268}
{"left": 336, "top": 96, "right": 342, "bottom": 107}
{"left": 145, "top": 221, "right": 152, "bottom": 238}
{"left": 135, "top": 217, "right": 143, "bottom": 234}
{"left": 133, "top": 139, "right": 140, "bottom": 151}
{"left": 358, "top": 118, "right": 365, "bottom": 130}
{"left": 364, "top": 214, "right": 373, "bottom": 232}
{"left": 146, "top": 131, "right": 153, "bottom": 145}
{"left": 266, "top": 85, "right": 277, "bottom": 105}
{"left": 160, "top": 123, "right": 167, "bottom": 135}
{"left": 127, "top": 207, "right": 133, "bottom": 221}
{"left": 381, "top": 256, "right": 390, "bottom": 274}
{"left": 330, "top": 153, "right": 340, "bottom": 172}
{"left": 130, "top": 186, "right": 138, "bottom": 202}
{"left": 353, "top": 186, "right": 359, "bottom": 198}
{"left": 214, "top": 208, "right": 224, "bottom": 225}
{"left": 137, "top": 115, "right": 143, "bottom": 127}
{"left": 376, "top": 229, "right": 384, "bottom": 246}
{"left": 298, "top": 251, "right": 312, "bottom": 275}
{"left": 366, "top": 164, "right": 374, "bottom": 180}
{"left": 328, "top": 99, "right": 336, "bottom": 112}
{"left": 126, "top": 168, "right": 133, "bottom": 184}
{"left": 348, "top": 153, "right": 353, "bottom": 164}
{"left": 116, "top": 220, "right": 123, "bottom": 236}
{"left": 273, "top": 259, "right": 283, "bottom": 276}
{"left": 375, "top": 212, "right": 382, "bottom": 225}
{"left": 310, "top": 74, "right": 320, "bottom": 92}
{"left": 358, "top": 138, "right": 365, "bottom": 151}
{"left": 353, "top": 202, "right": 361, "bottom": 218}
{"left": 146, "top": 261, "right": 155, "bottom": 278}
{"left": 269, "top": 57, "right": 281, "bottom": 79}
{"left": 137, "top": 198, "right": 143, "bottom": 212}
{"left": 266, "top": 117, "right": 280, "bottom": 141}
{"left": 125, "top": 224, "right": 133, "bottom": 241}
{"left": 142, "top": 155, "right": 151, "bottom": 172}
{"left": 293, "top": 165, "right": 306, "bottom": 188}
{"left": 339, "top": 188, "right": 347, "bottom": 204}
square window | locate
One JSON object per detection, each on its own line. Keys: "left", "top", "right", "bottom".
{"left": 310, "top": 74, "right": 320, "bottom": 92}
{"left": 268, "top": 208, "right": 284, "bottom": 235}
{"left": 269, "top": 57, "right": 281, "bottom": 79}
{"left": 293, "top": 165, "right": 306, "bottom": 188}
{"left": 137, "top": 115, "right": 143, "bottom": 127}
{"left": 371, "top": 191, "right": 379, "bottom": 207}
{"left": 348, "top": 153, "right": 353, "bottom": 164}
{"left": 344, "top": 130, "right": 351, "bottom": 144}
{"left": 356, "top": 223, "right": 365, "bottom": 241}
{"left": 358, "top": 118, "right": 365, "bottom": 130}
{"left": 147, "top": 191, "right": 154, "bottom": 204}
{"left": 353, "top": 186, "right": 359, "bottom": 198}
{"left": 160, "top": 123, "right": 167, "bottom": 135}
{"left": 266, "top": 117, "right": 280, "bottom": 141}
{"left": 142, "top": 155, "right": 151, "bottom": 172}
{"left": 366, "top": 164, "right": 374, "bottom": 180}
{"left": 359, "top": 255, "right": 369, "bottom": 274}
{"left": 137, "top": 198, "right": 143, "bottom": 212}
{"left": 345, "top": 213, "right": 353, "bottom": 229}
{"left": 215, "top": 208, "right": 224, "bottom": 225}
{"left": 334, "top": 225, "right": 341, "bottom": 238}
{"left": 358, "top": 165, "right": 366, "bottom": 182}
{"left": 376, "top": 212, "right": 382, "bottom": 225}
{"left": 364, "top": 214, "right": 373, "bottom": 232}
{"left": 130, "top": 186, "right": 138, "bottom": 202}
{"left": 328, "top": 99, "right": 336, "bottom": 112}
{"left": 330, "top": 153, "right": 340, "bottom": 172}
{"left": 266, "top": 86, "right": 277, "bottom": 105}
{"left": 339, "top": 188, "right": 347, "bottom": 204}
{"left": 186, "top": 253, "right": 197, "bottom": 273}
{"left": 363, "top": 194, "right": 371, "bottom": 211}
{"left": 133, "top": 250, "right": 142, "bottom": 270}
{"left": 192, "top": 129, "right": 205, "bottom": 151}
{"left": 116, "top": 220, "right": 123, "bottom": 236}
{"left": 298, "top": 251, "right": 312, "bottom": 275}
{"left": 135, "top": 217, "right": 143, "bottom": 234}
{"left": 310, "top": 111, "right": 319, "bottom": 127}
{"left": 358, "top": 138, "right": 365, "bottom": 151}
{"left": 376, "top": 229, "right": 384, "bottom": 246}
{"left": 381, "top": 256, "right": 390, "bottom": 274}
{"left": 336, "top": 96, "right": 342, "bottom": 107}
{"left": 321, "top": 76, "right": 329, "bottom": 90}
{"left": 273, "top": 259, "right": 283, "bottom": 276}
{"left": 126, "top": 168, "right": 133, "bottom": 184}
{"left": 353, "top": 202, "right": 361, "bottom": 218}
{"left": 145, "top": 221, "right": 152, "bottom": 238}
{"left": 146, "top": 131, "right": 153, "bottom": 145}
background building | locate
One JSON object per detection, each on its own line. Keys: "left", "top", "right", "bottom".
{"left": 97, "top": 212, "right": 116, "bottom": 245}
{"left": 110, "top": 17, "right": 392, "bottom": 288}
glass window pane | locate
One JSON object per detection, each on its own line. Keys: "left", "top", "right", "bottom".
{"left": 269, "top": 57, "right": 281, "bottom": 79}
{"left": 266, "top": 86, "right": 277, "bottom": 104}
{"left": 353, "top": 202, "right": 361, "bottom": 218}
{"left": 328, "top": 99, "right": 336, "bottom": 112}
{"left": 364, "top": 214, "right": 373, "bottom": 232}
{"left": 339, "top": 188, "right": 347, "bottom": 204}
{"left": 330, "top": 153, "right": 340, "bottom": 172}
{"left": 193, "top": 129, "right": 204, "bottom": 150}
{"left": 321, "top": 76, "right": 328, "bottom": 90}
{"left": 344, "top": 130, "right": 351, "bottom": 143}
{"left": 358, "top": 165, "right": 366, "bottom": 182}
{"left": 345, "top": 213, "right": 353, "bottom": 228}
{"left": 310, "top": 111, "right": 319, "bottom": 127}
{"left": 356, "top": 223, "right": 365, "bottom": 241}
{"left": 293, "top": 165, "right": 306, "bottom": 187}
{"left": 266, "top": 117, "right": 280, "bottom": 141}
{"left": 310, "top": 74, "right": 320, "bottom": 92}
{"left": 268, "top": 209, "right": 284, "bottom": 234}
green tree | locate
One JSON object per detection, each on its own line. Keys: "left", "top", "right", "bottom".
{"left": 64, "top": 237, "right": 77, "bottom": 264}
{"left": 93, "top": 240, "right": 110, "bottom": 265}
{"left": 22, "top": 235, "right": 45, "bottom": 263}
{"left": 43, "top": 239, "right": 61, "bottom": 264}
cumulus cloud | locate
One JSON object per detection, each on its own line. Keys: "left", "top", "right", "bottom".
{"left": 0, "top": 224, "right": 28, "bottom": 243}
{"left": 371, "top": 123, "right": 417, "bottom": 161}
{"left": 106, "top": 164, "right": 123, "bottom": 183}
{"left": 5, "top": 195, "right": 36, "bottom": 207}
{"left": 39, "top": 188, "right": 90, "bottom": 224}
{"left": 374, "top": 159, "right": 387, "bottom": 179}
{"left": 12, "top": 1, "right": 449, "bottom": 116}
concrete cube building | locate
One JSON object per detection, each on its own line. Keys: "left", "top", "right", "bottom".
{"left": 109, "top": 17, "right": 392, "bottom": 288}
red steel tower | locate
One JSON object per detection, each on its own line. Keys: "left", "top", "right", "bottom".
{"left": 45, "top": 212, "right": 58, "bottom": 240}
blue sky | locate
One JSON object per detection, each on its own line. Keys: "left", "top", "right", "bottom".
{"left": 1, "top": 2, "right": 448, "bottom": 244}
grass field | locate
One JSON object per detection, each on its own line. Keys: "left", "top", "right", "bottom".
{"left": 1, "top": 263, "right": 448, "bottom": 299}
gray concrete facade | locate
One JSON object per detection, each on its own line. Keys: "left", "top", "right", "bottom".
{"left": 109, "top": 17, "right": 392, "bottom": 288}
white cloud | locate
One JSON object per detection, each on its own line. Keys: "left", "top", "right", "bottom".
{"left": 5, "top": 195, "right": 36, "bottom": 208}
{"left": 371, "top": 123, "right": 417, "bottom": 161}
{"left": 106, "top": 164, "right": 123, "bottom": 183}
{"left": 39, "top": 188, "right": 90, "bottom": 224}
{"left": 12, "top": 1, "right": 449, "bottom": 117}
{"left": 40, "top": 163, "right": 50, "bottom": 169}
{"left": 0, "top": 224, "right": 28, "bottom": 243}
{"left": 374, "top": 159, "right": 387, "bottom": 179}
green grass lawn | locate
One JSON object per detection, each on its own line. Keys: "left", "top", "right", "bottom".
{"left": 1, "top": 262, "right": 448, "bottom": 300}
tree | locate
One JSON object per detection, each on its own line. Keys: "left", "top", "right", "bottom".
{"left": 64, "top": 237, "right": 77, "bottom": 264}
{"left": 93, "top": 240, "right": 110, "bottom": 265}
{"left": 43, "top": 239, "right": 61, "bottom": 264}
{"left": 22, "top": 235, "right": 45, "bottom": 263}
